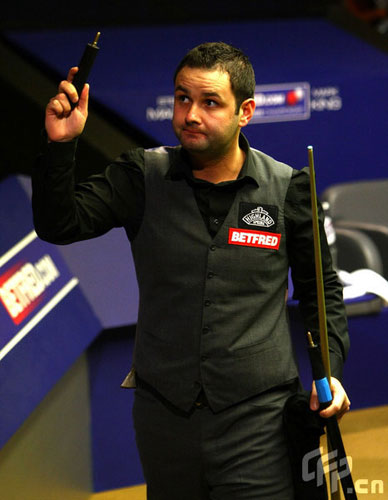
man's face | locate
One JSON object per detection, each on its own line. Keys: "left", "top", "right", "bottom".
{"left": 172, "top": 66, "right": 243, "bottom": 158}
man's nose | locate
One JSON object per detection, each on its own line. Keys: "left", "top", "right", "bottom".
{"left": 185, "top": 103, "right": 201, "bottom": 124}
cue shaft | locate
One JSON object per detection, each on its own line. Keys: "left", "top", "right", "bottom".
{"left": 307, "top": 146, "right": 331, "bottom": 385}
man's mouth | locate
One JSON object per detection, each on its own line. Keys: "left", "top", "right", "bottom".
{"left": 183, "top": 129, "right": 204, "bottom": 136}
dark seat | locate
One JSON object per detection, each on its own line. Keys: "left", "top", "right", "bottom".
{"left": 334, "top": 227, "right": 383, "bottom": 275}
{"left": 322, "top": 179, "right": 388, "bottom": 279}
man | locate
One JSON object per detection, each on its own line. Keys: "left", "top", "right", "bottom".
{"left": 32, "top": 42, "right": 350, "bottom": 499}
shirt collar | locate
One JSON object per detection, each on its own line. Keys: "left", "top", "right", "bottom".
{"left": 166, "top": 133, "right": 259, "bottom": 187}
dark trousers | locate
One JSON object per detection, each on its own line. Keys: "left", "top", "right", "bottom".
{"left": 132, "top": 380, "right": 297, "bottom": 500}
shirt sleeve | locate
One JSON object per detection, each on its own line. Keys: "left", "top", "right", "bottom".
{"left": 285, "top": 167, "right": 350, "bottom": 381}
{"left": 32, "top": 139, "right": 145, "bottom": 244}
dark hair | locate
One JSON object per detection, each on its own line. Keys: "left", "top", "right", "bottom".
{"left": 174, "top": 42, "right": 256, "bottom": 112}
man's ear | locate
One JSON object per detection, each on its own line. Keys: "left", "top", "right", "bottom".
{"left": 238, "top": 98, "right": 256, "bottom": 128}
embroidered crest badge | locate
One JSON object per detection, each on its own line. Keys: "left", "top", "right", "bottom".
{"left": 239, "top": 202, "right": 279, "bottom": 232}
{"left": 242, "top": 206, "right": 274, "bottom": 228}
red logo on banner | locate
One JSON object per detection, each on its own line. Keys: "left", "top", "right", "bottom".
{"left": 228, "top": 228, "right": 281, "bottom": 250}
{"left": 0, "top": 255, "right": 60, "bottom": 325}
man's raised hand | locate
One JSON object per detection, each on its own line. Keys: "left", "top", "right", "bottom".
{"left": 45, "top": 67, "right": 89, "bottom": 142}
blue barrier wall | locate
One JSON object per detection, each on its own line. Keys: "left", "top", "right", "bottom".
{"left": 0, "top": 177, "right": 102, "bottom": 448}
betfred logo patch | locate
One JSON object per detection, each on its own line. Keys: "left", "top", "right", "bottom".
{"left": 228, "top": 228, "right": 281, "bottom": 250}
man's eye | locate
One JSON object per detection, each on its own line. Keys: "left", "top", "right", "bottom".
{"left": 206, "top": 99, "right": 217, "bottom": 107}
{"left": 176, "top": 95, "right": 189, "bottom": 103}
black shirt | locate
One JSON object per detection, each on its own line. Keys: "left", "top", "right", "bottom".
{"left": 32, "top": 133, "right": 348, "bottom": 380}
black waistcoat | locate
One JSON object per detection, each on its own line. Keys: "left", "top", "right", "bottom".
{"left": 126, "top": 145, "right": 299, "bottom": 412}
